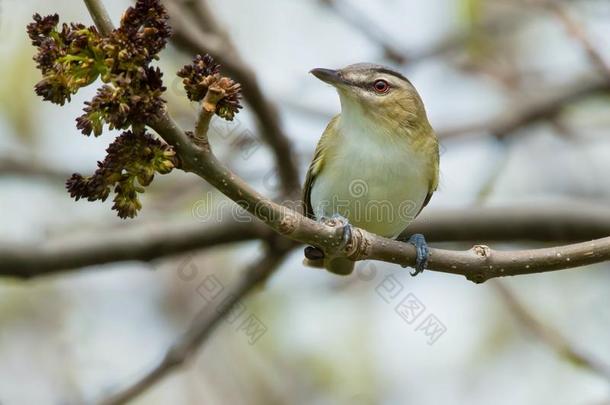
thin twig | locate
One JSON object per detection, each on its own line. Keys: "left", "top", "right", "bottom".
{"left": 97, "top": 244, "right": 293, "bottom": 405}
{"left": 495, "top": 282, "right": 610, "bottom": 381}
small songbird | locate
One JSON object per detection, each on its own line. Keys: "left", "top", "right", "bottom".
{"left": 302, "top": 63, "right": 439, "bottom": 276}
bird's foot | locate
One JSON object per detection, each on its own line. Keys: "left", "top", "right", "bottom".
{"left": 304, "top": 214, "right": 353, "bottom": 260}
{"left": 326, "top": 214, "right": 353, "bottom": 251}
{"left": 404, "top": 233, "right": 429, "bottom": 276}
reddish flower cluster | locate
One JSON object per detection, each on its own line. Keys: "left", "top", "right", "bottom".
{"left": 178, "top": 54, "right": 243, "bottom": 120}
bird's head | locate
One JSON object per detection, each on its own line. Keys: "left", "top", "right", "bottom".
{"left": 310, "top": 63, "right": 428, "bottom": 128}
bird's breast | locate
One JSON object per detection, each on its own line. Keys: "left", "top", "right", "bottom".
{"left": 310, "top": 123, "right": 431, "bottom": 238}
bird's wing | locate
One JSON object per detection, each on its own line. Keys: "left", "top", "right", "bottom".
{"left": 415, "top": 136, "right": 440, "bottom": 218}
{"left": 302, "top": 115, "right": 340, "bottom": 219}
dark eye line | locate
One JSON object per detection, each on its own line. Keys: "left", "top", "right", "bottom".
{"left": 348, "top": 79, "right": 391, "bottom": 93}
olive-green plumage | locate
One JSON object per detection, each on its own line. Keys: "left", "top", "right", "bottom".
{"left": 303, "top": 64, "right": 439, "bottom": 275}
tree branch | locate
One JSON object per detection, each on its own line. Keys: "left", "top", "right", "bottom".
{"left": 97, "top": 245, "right": 293, "bottom": 405}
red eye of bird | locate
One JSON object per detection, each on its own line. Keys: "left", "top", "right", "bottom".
{"left": 373, "top": 79, "right": 389, "bottom": 93}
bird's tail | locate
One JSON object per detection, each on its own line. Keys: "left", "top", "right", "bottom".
{"left": 303, "top": 257, "right": 355, "bottom": 276}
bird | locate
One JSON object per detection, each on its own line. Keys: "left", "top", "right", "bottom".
{"left": 302, "top": 63, "right": 439, "bottom": 276}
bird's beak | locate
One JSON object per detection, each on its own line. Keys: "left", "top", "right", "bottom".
{"left": 310, "top": 68, "right": 346, "bottom": 87}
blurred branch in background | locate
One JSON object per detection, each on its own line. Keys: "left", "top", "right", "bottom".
{"left": 539, "top": 0, "right": 610, "bottom": 81}
{"left": 317, "top": 0, "right": 520, "bottom": 67}
{"left": 0, "top": 154, "right": 71, "bottom": 182}
{"left": 410, "top": 203, "right": 610, "bottom": 243}
{"left": 318, "top": 0, "right": 410, "bottom": 64}
{"left": 0, "top": 219, "right": 272, "bottom": 279}
{"left": 437, "top": 75, "right": 610, "bottom": 139}
{"left": 3, "top": 202, "right": 610, "bottom": 279}
{"left": 98, "top": 243, "right": 294, "bottom": 405}
{"left": 166, "top": 0, "right": 301, "bottom": 195}
{"left": 494, "top": 281, "right": 610, "bottom": 381}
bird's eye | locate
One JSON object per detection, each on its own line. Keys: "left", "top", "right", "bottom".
{"left": 373, "top": 79, "right": 390, "bottom": 94}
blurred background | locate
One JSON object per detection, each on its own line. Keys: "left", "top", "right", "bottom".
{"left": 1, "top": 0, "right": 610, "bottom": 404}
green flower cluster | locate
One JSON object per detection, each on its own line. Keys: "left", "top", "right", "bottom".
{"left": 27, "top": 14, "right": 104, "bottom": 105}
{"left": 27, "top": 0, "right": 175, "bottom": 218}
{"left": 66, "top": 131, "right": 176, "bottom": 218}
{"left": 27, "top": 0, "right": 171, "bottom": 136}
{"left": 178, "top": 54, "right": 243, "bottom": 120}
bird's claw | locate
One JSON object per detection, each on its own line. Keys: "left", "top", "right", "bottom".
{"left": 407, "top": 233, "right": 428, "bottom": 276}
{"left": 304, "top": 214, "right": 353, "bottom": 260}
{"left": 331, "top": 214, "right": 352, "bottom": 251}
{"left": 304, "top": 245, "right": 324, "bottom": 260}
{"left": 321, "top": 214, "right": 353, "bottom": 251}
